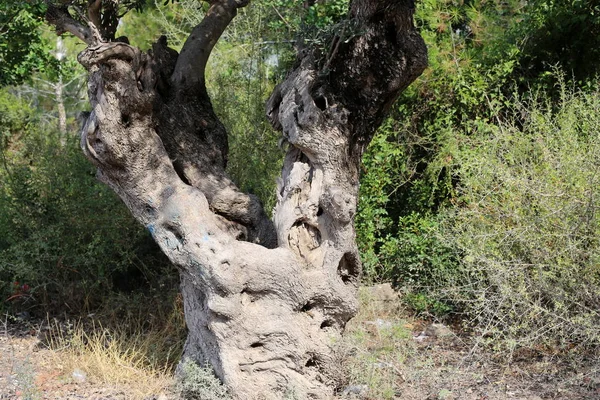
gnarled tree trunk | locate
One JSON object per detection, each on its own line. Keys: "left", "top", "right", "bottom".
{"left": 46, "top": 0, "right": 426, "bottom": 398}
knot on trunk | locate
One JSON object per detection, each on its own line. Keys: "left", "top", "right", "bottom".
{"left": 78, "top": 41, "right": 140, "bottom": 69}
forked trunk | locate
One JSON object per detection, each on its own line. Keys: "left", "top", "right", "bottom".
{"left": 48, "top": 0, "right": 426, "bottom": 398}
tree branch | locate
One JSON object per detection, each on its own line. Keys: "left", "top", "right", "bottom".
{"left": 87, "top": 0, "right": 102, "bottom": 30}
{"left": 268, "top": 0, "right": 427, "bottom": 159}
{"left": 45, "top": 5, "right": 93, "bottom": 44}
{"left": 171, "top": 0, "right": 250, "bottom": 94}
{"left": 150, "top": 2, "right": 277, "bottom": 245}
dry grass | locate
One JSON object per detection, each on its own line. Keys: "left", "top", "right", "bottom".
{"left": 337, "top": 285, "right": 600, "bottom": 400}
{"left": 42, "top": 295, "right": 186, "bottom": 400}
{"left": 339, "top": 285, "right": 417, "bottom": 399}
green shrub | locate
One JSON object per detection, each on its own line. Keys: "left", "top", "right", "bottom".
{"left": 0, "top": 2, "right": 57, "bottom": 86}
{"left": 0, "top": 89, "right": 172, "bottom": 315}
{"left": 177, "top": 360, "right": 230, "bottom": 400}
{"left": 383, "top": 213, "right": 457, "bottom": 315}
{"left": 356, "top": 122, "right": 408, "bottom": 281}
{"left": 438, "top": 85, "right": 600, "bottom": 350}
{"left": 356, "top": 0, "right": 522, "bottom": 286}
{"left": 514, "top": 0, "right": 600, "bottom": 83}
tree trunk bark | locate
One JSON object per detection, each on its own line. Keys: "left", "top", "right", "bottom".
{"left": 49, "top": 0, "right": 426, "bottom": 398}
{"left": 55, "top": 76, "right": 67, "bottom": 138}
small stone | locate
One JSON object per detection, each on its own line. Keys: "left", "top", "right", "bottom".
{"left": 413, "top": 332, "right": 429, "bottom": 342}
{"left": 72, "top": 368, "right": 87, "bottom": 383}
{"left": 367, "top": 283, "right": 398, "bottom": 302}
{"left": 424, "top": 323, "right": 454, "bottom": 339}
{"left": 342, "top": 384, "right": 368, "bottom": 396}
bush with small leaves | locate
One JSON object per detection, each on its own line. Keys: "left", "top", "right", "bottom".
{"left": 177, "top": 360, "right": 230, "bottom": 400}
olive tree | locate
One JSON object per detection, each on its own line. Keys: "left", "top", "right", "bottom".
{"left": 44, "top": 0, "right": 426, "bottom": 398}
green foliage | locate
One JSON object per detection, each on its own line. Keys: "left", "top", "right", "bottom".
{"left": 177, "top": 360, "right": 230, "bottom": 400}
{"left": 357, "top": 0, "right": 523, "bottom": 255}
{"left": 304, "top": 0, "right": 349, "bottom": 28}
{"left": 515, "top": 0, "right": 600, "bottom": 82}
{"left": 262, "top": 0, "right": 349, "bottom": 33}
{"left": 0, "top": 2, "right": 56, "bottom": 86}
{"left": 358, "top": 0, "right": 600, "bottom": 334}
{"left": 0, "top": 88, "right": 32, "bottom": 145}
{"left": 356, "top": 125, "right": 404, "bottom": 281}
{"left": 382, "top": 214, "right": 456, "bottom": 305}
{"left": 437, "top": 85, "right": 600, "bottom": 349}
{"left": 0, "top": 88, "right": 171, "bottom": 315}
{"left": 356, "top": 119, "right": 454, "bottom": 283}
{"left": 206, "top": 7, "right": 284, "bottom": 209}
{"left": 117, "top": 6, "right": 169, "bottom": 50}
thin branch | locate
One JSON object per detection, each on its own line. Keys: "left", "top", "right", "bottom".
{"left": 323, "top": 25, "right": 345, "bottom": 72}
{"left": 87, "top": 0, "right": 102, "bottom": 29}
{"left": 271, "top": 5, "right": 292, "bottom": 31}
{"left": 45, "top": 5, "right": 93, "bottom": 44}
{"left": 171, "top": 0, "right": 250, "bottom": 93}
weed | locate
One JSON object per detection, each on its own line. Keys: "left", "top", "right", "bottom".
{"left": 13, "top": 359, "right": 40, "bottom": 400}
{"left": 438, "top": 85, "right": 600, "bottom": 353}
{"left": 340, "top": 286, "right": 415, "bottom": 400}
{"left": 177, "top": 359, "right": 230, "bottom": 400}
{"left": 43, "top": 315, "right": 183, "bottom": 400}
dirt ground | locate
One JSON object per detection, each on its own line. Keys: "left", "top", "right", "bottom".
{"left": 2, "top": 287, "right": 599, "bottom": 400}
{"left": 342, "top": 285, "right": 600, "bottom": 400}
{"left": 386, "top": 332, "right": 600, "bottom": 400}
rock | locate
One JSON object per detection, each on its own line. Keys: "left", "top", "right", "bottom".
{"left": 342, "top": 384, "right": 368, "bottom": 397}
{"left": 366, "top": 283, "right": 398, "bottom": 302}
{"left": 365, "top": 319, "right": 393, "bottom": 329}
{"left": 424, "top": 323, "right": 454, "bottom": 339}
{"left": 413, "top": 332, "right": 429, "bottom": 342}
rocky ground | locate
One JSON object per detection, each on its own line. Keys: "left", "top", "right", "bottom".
{"left": 1, "top": 285, "right": 599, "bottom": 399}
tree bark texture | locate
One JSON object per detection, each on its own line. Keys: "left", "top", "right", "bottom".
{"left": 48, "top": 0, "right": 426, "bottom": 398}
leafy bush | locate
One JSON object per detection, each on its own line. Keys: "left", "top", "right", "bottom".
{"left": 382, "top": 214, "right": 457, "bottom": 315}
{"left": 437, "top": 85, "right": 600, "bottom": 350}
{"left": 514, "top": 0, "right": 600, "bottom": 82}
{"left": 356, "top": 121, "right": 409, "bottom": 281}
{"left": 177, "top": 360, "right": 230, "bottom": 400}
{"left": 0, "top": 89, "right": 172, "bottom": 315}
{"left": 356, "top": 0, "right": 522, "bottom": 287}
{"left": 356, "top": 0, "right": 600, "bottom": 328}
